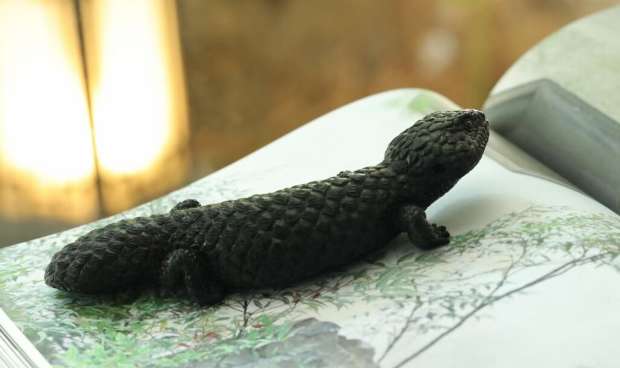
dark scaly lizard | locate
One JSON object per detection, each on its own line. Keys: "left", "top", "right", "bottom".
{"left": 45, "top": 110, "right": 489, "bottom": 305}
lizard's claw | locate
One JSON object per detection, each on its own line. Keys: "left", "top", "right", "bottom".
{"left": 430, "top": 224, "right": 450, "bottom": 247}
{"left": 432, "top": 224, "right": 449, "bottom": 240}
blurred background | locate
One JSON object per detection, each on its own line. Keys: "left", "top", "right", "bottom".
{"left": 0, "top": 0, "right": 616, "bottom": 247}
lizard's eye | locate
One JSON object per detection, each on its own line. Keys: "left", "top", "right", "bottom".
{"left": 458, "top": 116, "right": 473, "bottom": 130}
{"left": 458, "top": 110, "right": 485, "bottom": 131}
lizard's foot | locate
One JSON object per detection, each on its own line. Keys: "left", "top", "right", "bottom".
{"left": 397, "top": 204, "right": 451, "bottom": 250}
{"left": 170, "top": 199, "right": 202, "bottom": 213}
{"left": 425, "top": 223, "right": 450, "bottom": 249}
{"left": 160, "top": 249, "right": 224, "bottom": 306}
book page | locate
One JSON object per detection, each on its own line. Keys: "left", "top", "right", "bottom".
{"left": 0, "top": 89, "right": 618, "bottom": 367}
{"left": 0, "top": 309, "right": 50, "bottom": 368}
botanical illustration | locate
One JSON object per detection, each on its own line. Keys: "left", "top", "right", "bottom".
{"left": 1, "top": 189, "right": 620, "bottom": 367}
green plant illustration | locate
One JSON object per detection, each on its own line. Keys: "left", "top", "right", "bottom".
{"left": 1, "top": 205, "right": 619, "bottom": 367}
{"left": 373, "top": 206, "right": 620, "bottom": 367}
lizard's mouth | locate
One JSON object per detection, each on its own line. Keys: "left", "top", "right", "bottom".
{"left": 461, "top": 109, "right": 489, "bottom": 150}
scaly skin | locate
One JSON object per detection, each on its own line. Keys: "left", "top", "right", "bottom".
{"left": 45, "top": 110, "right": 489, "bottom": 305}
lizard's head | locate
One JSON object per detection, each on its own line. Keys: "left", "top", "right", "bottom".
{"left": 384, "top": 109, "right": 489, "bottom": 190}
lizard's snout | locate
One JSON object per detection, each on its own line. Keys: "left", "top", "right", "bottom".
{"left": 462, "top": 109, "right": 484, "bottom": 119}
{"left": 461, "top": 109, "right": 486, "bottom": 125}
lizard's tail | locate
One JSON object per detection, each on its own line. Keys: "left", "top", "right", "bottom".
{"left": 44, "top": 214, "right": 177, "bottom": 294}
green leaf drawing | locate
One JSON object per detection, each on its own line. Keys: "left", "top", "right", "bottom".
{"left": 0, "top": 205, "right": 619, "bottom": 367}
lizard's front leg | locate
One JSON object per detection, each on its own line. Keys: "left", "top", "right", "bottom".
{"left": 170, "top": 199, "right": 201, "bottom": 213}
{"left": 396, "top": 204, "right": 450, "bottom": 250}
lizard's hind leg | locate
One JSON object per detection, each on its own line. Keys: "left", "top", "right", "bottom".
{"left": 160, "top": 249, "right": 224, "bottom": 306}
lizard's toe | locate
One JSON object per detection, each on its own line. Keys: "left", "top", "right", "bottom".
{"left": 432, "top": 224, "right": 449, "bottom": 240}
{"left": 171, "top": 199, "right": 202, "bottom": 213}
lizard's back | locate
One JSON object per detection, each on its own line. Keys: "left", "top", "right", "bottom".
{"left": 200, "top": 165, "right": 401, "bottom": 289}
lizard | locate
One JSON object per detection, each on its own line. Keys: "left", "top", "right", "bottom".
{"left": 45, "top": 109, "right": 489, "bottom": 305}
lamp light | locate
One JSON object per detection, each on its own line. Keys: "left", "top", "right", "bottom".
{"left": 0, "top": 0, "right": 190, "bottom": 227}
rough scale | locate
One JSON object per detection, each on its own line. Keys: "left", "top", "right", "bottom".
{"left": 45, "top": 110, "right": 489, "bottom": 305}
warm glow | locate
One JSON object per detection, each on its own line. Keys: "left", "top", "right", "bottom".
{"left": 0, "top": 1, "right": 95, "bottom": 184}
{"left": 82, "top": 0, "right": 186, "bottom": 175}
{"left": 0, "top": 0, "right": 189, "bottom": 221}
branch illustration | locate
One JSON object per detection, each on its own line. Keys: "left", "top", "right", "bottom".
{"left": 390, "top": 251, "right": 609, "bottom": 368}
{"left": 377, "top": 295, "right": 422, "bottom": 364}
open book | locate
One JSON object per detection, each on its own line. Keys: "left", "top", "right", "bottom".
{"left": 1, "top": 6, "right": 619, "bottom": 368}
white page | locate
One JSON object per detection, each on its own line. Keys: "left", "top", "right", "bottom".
{"left": 0, "top": 89, "right": 618, "bottom": 368}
